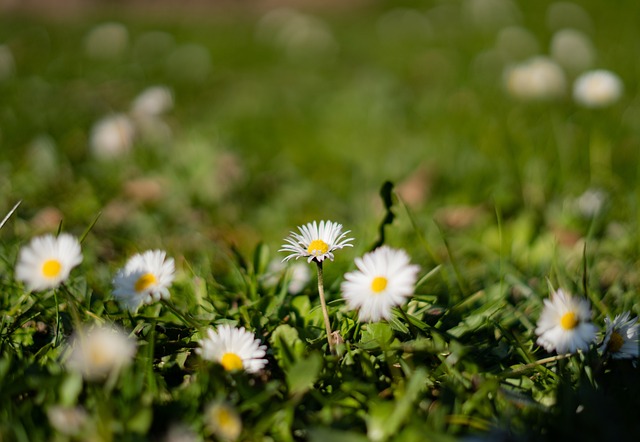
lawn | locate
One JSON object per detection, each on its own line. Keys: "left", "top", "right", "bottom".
{"left": 1, "top": 0, "right": 639, "bottom": 440}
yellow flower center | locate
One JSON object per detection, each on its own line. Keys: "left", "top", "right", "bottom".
{"left": 88, "top": 346, "right": 109, "bottom": 367}
{"left": 215, "top": 407, "right": 235, "bottom": 429}
{"left": 207, "top": 404, "right": 242, "bottom": 439}
{"left": 371, "top": 276, "right": 388, "bottom": 293}
{"left": 607, "top": 331, "right": 625, "bottom": 353}
{"left": 134, "top": 273, "right": 157, "bottom": 292}
{"left": 307, "top": 239, "right": 329, "bottom": 256}
{"left": 221, "top": 352, "right": 243, "bottom": 371}
{"left": 560, "top": 312, "right": 579, "bottom": 330}
{"left": 42, "top": 259, "right": 62, "bottom": 278}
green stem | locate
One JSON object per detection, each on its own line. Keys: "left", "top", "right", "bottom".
{"left": 53, "top": 290, "right": 61, "bottom": 347}
{"left": 499, "top": 353, "right": 572, "bottom": 378}
{"left": 315, "top": 261, "right": 335, "bottom": 354}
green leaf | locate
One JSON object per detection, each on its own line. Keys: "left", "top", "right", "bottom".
{"left": 270, "top": 324, "right": 305, "bottom": 368}
{"left": 366, "top": 368, "right": 430, "bottom": 441}
{"left": 360, "top": 323, "right": 394, "bottom": 350}
{"left": 286, "top": 351, "right": 322, "bottom": 395}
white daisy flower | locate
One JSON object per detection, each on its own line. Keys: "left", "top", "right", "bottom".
{"left": 204, "top": 401, "right": 242, "bottom": 441}
{"left": 599, "top": 312, "right": 639, "bottom": 360}
{"left": 15, "top": 233, "right": 83, "bottom": 292}
{"left": 341, "top": 246, "right": 420, "bottom": 322}
{"left": 65, "top": 325, "right": 136, "bottom": 381}
{"left": 196, "top": 325, "right": 267, "bottom": 374}
{"left": 504, "top": 56, "right": 566, "bottom": 101}
{"left": 280, "top": 220, "right": 353, "bottom": 263}
{"left": 89, "top": 113, "right": 135, "bottom": 159}
{"left": 535, "top": 288, "right": 597, "bottom": 354}
{"left": 47, "top": 406, "right": 89, "bottom": 436}
{"left": 573, "top": 69, "right": 623, "bottom": 108}
{"left": 112, "top": 250, "right": 175, "bottom": 312}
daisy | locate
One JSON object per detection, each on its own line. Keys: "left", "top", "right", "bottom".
{"left": 573, "top": 69, "right": 623, "bottom": 108}
{"left": 89, "top": 113, "right": 135, "bottom": 159}
{"left": 279, "top": 220, "right": 353, "bottom": 263}
{"left": 65, "top": 325, "right": 136, "bottom": 381}
{"left": 196, "top": 325, "right": 268, "bottom": 374}
{"left": 204, "top": 401, "right": 242, "bottom": 441}
{"left": 535, "top": 288, "right": 597, "bottom": 354}
{"left": 15, "top": 233, "right": 83, "bottom": 291}
{"left": 599, "top": 312, "right": 639, "bottom": 360}
{"left": 112, "top": 249, "right": 175, "bottom": 312}
{"left": 341, "top": 246, "right": 420, "bottom": 322}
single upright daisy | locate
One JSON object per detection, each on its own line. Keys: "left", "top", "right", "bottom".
{"left": 15, "top": 233, "right": 83, "bottom": 291}
{"left": 196, "top": 324, "right": 268, "bottom": 374}
{"left": 279, "top": 220, "right": 353, "bottom": 263}
{"left": 341, "top": 246, "right": 420, "bottom": 322}
{"left": 65, "top": 325, "right": 137, "bottom": 381}
{"left": 112, "top": 249, "right": 175, "bottom": 312}
{"left": 599, "top": 312, "right": 639, "bottom": 360}
{"left": 535, "top": 288, "right": 597, "bottom": 354}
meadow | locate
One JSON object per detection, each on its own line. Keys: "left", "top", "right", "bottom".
{"left": 1, "top": 0, "right": 639, "bottom": 440}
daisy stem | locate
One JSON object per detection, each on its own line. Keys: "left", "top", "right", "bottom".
{"left": 53, "top": 290, "right": 61, "bottom": 347}
{"left": 499, "top": 353, "right": 572, "bottom": 377}
{"left": 315, "top": 261, "right": 335, "bottom": 354}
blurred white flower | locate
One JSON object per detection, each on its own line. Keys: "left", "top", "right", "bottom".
{"left": 280, "top": 220, "right": 353, "bottom": 263}
{"left": 66, "top": 325, "right": 136, "bottom": 381}
{"left": 204, "top": 401, "right": 242, "bottom": 441}
{"left": 129, "top": 85, "right": 174, "bottom": 144}
{"left": 112, "top": 250, "right": 176, "bottom": 312}
{"left": 574, "top": 188, "right": 607, "bottom": 218}
{"left": 131, "top": 85, "right": 174, "bottom": 118}
{"left": 256, "top": 8, "right": 338, "bottom": 58}
{"left": 341, "top": 246, "right": 420, "bottom": 322}
{"left": 197, "top": 325, "right": 268, "bottom": 374}
{"left": 15, "top": 233, "right": 83, "bottom": 291}
{"left": 599, "top": 312, "right": 639, "bottom": 361}
{"left": 47, "top": 405, "right": 89, "bottom": 436}
{"left": 287, "top": 262, "right": 311, "bottom": 294}
{"left": 0, "top": 44, "right": 15, "bottom": 81}
{"left": 84, "top": 22, "right": 129, "bottom": 60}
{"left": 263, "top": 260, "right": 311, "bottom": 294}
{"left": 504, "top": 56, "right": 566, "bottom": 101}
{"left": 162, "top": 423, "right": 200, "bottom": 442}
{"left": 89, "top": 114, "right": 135, "bottom": 159}
{"left": 550, "top": 29, "right": 595, "bottom": 74}
{"left": 573, "top": 69, "right": 623, "bottom": 108}
{"left": 535, "top": 288, "right": 597, "bottom": 354}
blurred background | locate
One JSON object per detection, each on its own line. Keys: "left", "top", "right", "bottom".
{"left": 1, "top": 0, "right": 639, "bottom": 281}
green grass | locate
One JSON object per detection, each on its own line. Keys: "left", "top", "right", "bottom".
{"left": 1, "top": 0, "right": 640, "bottom": 440}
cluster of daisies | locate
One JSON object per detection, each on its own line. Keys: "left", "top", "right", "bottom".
{"left": 12, "top": 219, "right": 640, "bottom": 385}
{"left": 535, "top": 288, "right": 639, "bottom": 361}
{"left": 13, "top": 232, "right": 266, "bottom": 379}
